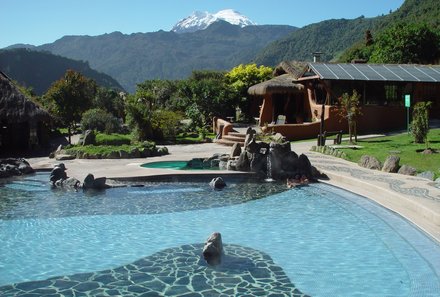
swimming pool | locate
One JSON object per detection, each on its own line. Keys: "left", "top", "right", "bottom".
{"left": 0, "top": 172, "right": 439, "bottom": 296}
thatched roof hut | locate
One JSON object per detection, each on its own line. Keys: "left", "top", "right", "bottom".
{"left": 273, "top": 61, "right": 308, "bottom": 79}
{"left": 1, "top": 70, "right": 51, "bottom": 151}
{"left": 247, "top": 74, "right": 304, "bottom": 96}
{"left": 0, "top": 71, "right": 50, "bottom": 123}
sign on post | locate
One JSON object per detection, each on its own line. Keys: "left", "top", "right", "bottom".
{"left": 405, "top": 94, "right": 411, "bottom": 133}
{"left": 405, "top": 94, "right": 411, "bottom": 107}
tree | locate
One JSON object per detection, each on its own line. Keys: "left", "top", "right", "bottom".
{"left": 177, "top": 70, "right": 236, "bottom": 129}
{"left": 93, "top": 87, "right": 125, "bottom": 119}
{"left": 80, "top": 108, "right": 120, "bottom": 134}
{"left": 365, "top": 30, "right": 374, "bottom": 46}
{"left": 225, "top": 64, "right": 273, "bottom": 119}
{"left": 135, "top": 80, "right": 179, "bottom": 110}
{"left": 43, "top": 70, "right": 97, "bottom": 143}
{"left": 370, "top": 22, "right": 440, "bottom": 64}
{"left": 338, "top": 90, "right": 362, "bottom": 144}
{"left": 125, "top": 93, "right": 154, "bottom": 141}
{"left": 411, "top": 101, "right": 432, "bottom": 144}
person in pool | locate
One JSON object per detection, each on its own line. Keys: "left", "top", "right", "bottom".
{"left": 50, "top": 163, "right": 68, "bottom": 186}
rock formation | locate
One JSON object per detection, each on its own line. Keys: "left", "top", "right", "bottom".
{"left": 0, "top": 158, "right": 34, "bottom": 178}
{"left": 202, "top": 232, "right": 224, "bottom": 266}
{"left": 83, "top": 173, "right": 109, "bottom": 190}
{"left": 382, "top": 155, "right": 400, "bottom": 173}
{"left": 209, "top": 177, "right": 226, "bottom": 190}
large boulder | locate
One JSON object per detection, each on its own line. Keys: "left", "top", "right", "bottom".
{"left": 235, "top": 151, "right": 250, "bottom": 171}
{"left": 230, "top": 143, "right": 242, "bottom": 158}
{"left": 62, "top": 177, "right": 81, "bottom": 189}
{"left": 209, "top": 177, "right": 226, "bottom": 190}
{"left": 202, "top": 232, "right": 224, "bottom": 266}
{"left": 382, "top": 155, "right": 400, "bottom": 173}
{"left": 249, "top": 152, "right": 266, "bottom": 174}
{"left": 0, "top": 158, "right": 34, "bottom": 178}
{"left": 417, "top": 171, "right": 435, "bottom": 181}
{"left": 244, "top": 127, "right": 256, "bottom": 148}
{"left": 397, "top": 165, "right": 417, "bottom": 176}
{"left": 83, "top": 173, "right": 109, "bottom": 190}
{"left": 269, "top": 142, "right": 292, "bottom": 179}
{"left": 359, "top": 155, "right": 381, "bottom": 170}
{"left": 298, "top": 154, "right": 313, "bottom": 178}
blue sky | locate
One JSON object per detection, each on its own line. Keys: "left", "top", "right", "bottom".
{"left": 2, "top": 0, "right": 404, "bottom": 48}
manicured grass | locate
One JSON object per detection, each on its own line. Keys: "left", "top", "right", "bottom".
{"left": 339, "top": 129, "right": 440, "bottom": 176}
{"left": 64, "top": 140, "right": 163, "bottom": 158}
{"left": 95, "top": 133, "right": 132, "bottom": 145}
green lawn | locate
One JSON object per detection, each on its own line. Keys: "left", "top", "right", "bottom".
{"left": 339, "top": 129, "right": 440, "bottom": 176}
{"left": 173, "top": 132, "right": 215, "bottom": 144}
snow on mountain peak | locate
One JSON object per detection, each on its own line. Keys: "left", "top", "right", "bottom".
{"left": 172, "top": 9, "right": 256, "bottom": 33}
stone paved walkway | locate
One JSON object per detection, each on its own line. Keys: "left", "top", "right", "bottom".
{"left": 29, "top": 140, "right": 440, "bottom": 243}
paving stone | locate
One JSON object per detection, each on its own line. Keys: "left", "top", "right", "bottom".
{"left": 0, "top": 244, "right": 309, "bottom": 297}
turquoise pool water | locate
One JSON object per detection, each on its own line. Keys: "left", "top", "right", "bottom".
{"left": 0, "top": 173, "right": 439, "bottom": 296}
{"left": 141, "top": 160, "right": 219, "bottom": 170}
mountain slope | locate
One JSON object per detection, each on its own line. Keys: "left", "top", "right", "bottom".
{"left": 376, "top": 0, "right": 440, "bottom": 30}
{"left": 0, "top": 48, "right": 124, "bottom": 95}
{"left": 254, "top": 16, "right": 379, "bottom": 65}
{"left": 37, "top": 22, "right": 296, "bottom": 92}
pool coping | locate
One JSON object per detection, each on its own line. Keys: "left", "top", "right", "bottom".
{"left": 307, "top": 154, "right": 440, "bottom": 244}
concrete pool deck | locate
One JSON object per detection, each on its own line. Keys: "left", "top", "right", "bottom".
{"left": 29, "top": 141, "right": 440, "bottom": 243}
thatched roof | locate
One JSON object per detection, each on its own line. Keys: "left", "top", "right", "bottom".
{"left": 0, "top": 71, "right": 50, "bottom": 123}
{"left": 248, "top": 74, "right": 305, "bottom": 96}
{"left": 273, "top": 61, "right": 308, "bottom": 80}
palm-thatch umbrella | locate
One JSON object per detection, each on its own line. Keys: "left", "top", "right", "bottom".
{"left": 0, "top": 71, "right": 50, "bottom": 123}
{"left": 248, "top": 74, "right": 306, "bottom": 126}
{"left": 247, "top": 74, "right": 304, "bottom": 96}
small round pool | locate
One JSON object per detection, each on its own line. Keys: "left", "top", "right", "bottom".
{"left": 141, "top": 160, "right": 219, "bottom": 170}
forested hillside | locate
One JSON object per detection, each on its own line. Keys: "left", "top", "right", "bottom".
{"left": 37, "top": 22, "right": 296, "bottom": 92}
{"left": 338, "top": 0, "right": 440, "bottom": 63}
{"left": 254, "top": 0, "right": 440, "bottom": 65}
{"left": 0, "top": 48, "right": 123, "bottom": 95}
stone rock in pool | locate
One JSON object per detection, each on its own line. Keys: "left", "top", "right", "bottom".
{"left": 83, "top": 173, "right": 109, "bottom": 190}
{"left": 209, "top": 177, "right": 226, "bottom": 190}
{"left": 202, "top": 232, "right": 224, "bottom": 266}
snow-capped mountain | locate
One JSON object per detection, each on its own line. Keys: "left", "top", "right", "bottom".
{"left": 172, "top": 9, "right": 256, "bottom": 33}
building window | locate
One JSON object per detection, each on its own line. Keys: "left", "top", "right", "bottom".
{"left": 385, "top": 85, "right": 398, "bottom": 102}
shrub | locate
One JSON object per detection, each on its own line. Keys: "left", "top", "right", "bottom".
{"left": 151, "top": 110, "right": 183, "bottom": 140}
{"left": 411, "top": 101, "right": 432, "bottom": 144}
{"left": 81, "top": 108, "right": 121, "bottom": 134}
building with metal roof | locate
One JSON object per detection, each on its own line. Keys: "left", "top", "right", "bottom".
{"left": 305, "top": 63, "right": 440, "bottom": 83}
{"left": 246, "top": 61, "right": 440, "bottom": 141}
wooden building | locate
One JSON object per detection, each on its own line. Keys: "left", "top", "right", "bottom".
{"left": 0, "top": 71, "right": 50, "bottom": 152}
{"left": 249, "top": 61, "right": 440, "bottom": 140}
